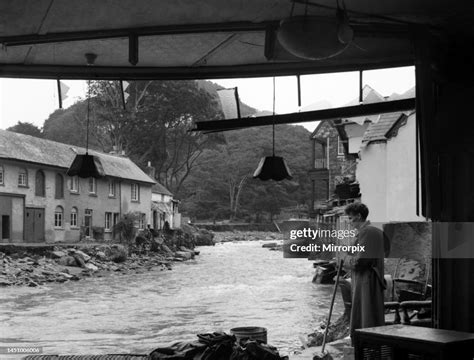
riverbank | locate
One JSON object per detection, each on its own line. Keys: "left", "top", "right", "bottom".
{"left": 0, "top": 243, "right": 199, "bottom": 287}
{"left": 214, "top": 230, "right": 284, "bottom": 243}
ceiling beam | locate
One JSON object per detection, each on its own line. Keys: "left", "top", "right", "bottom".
{"left": 0, "top": 20, "right": 411, "bottom": 48}
{"left": 193, "top": 98, "right": 416, "bottom": 132}
{"left": 0, "top": 21, "right": 278, "bottom": 47}
{"left": 0, "top": 57, "right": 413, "bottom": 80}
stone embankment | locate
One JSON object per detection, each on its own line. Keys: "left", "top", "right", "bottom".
{"left": 0, "top": 244, "right": 198, "bottom": 287}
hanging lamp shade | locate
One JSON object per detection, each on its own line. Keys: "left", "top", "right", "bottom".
{"left": 277, "top": 16, "right": 351, "bottom": 60}
{"left": 67, "top": 153, "right": 105, "bottom": 178}
{"left": 253, "top": 156, "right": 293, "bottom": 181}
{"left": 66, "top": 53, "right": 105, "bottom": 179}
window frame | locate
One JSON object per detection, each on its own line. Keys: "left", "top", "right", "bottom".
{"left": 0, "top": 165, "right": 4, "bottom": 185}
{"left": 70, "top": 207, "right": 78, "bottom": 228}
{"left": 105, "top": 212, "right": 112, "bottom": 231}
{"left": 108, "top": 179, "right": 116, "bottom": 197}
{"left": 138, "top": 213, "right": 146, "bottom": 229}
{"left": 113, "top": 212, "right": 120, "bottom": 227}
{"left": 54, "top": 206, "right": 64, "bottom": 228}
{"left": 18, "top": 168, "right": 28, "bottom": 187}
{"left": 88, "top": 177, "right": 97, "bottom": 194}
{"left": 69, "top": 176, "right": 79, "bottom": 193}
{"left": 131, "top": 183, "right": 140, "bottom": 202}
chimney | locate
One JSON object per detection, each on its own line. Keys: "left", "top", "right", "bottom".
{"left": 146, "top": 161, "right": 156, "bottom": 179}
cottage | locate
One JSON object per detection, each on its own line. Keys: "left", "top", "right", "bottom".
{"left": 0, "top": 129, "right": 155, "bottom": 243}
{"left": 151, "top": 182, "right": 181, "bottom": 230}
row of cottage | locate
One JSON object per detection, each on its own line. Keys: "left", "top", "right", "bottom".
{"left": 308, "top": 85, "right": 423, "bottom": 223}
{"left": 0, "top": 129, "right": 179, "bottom": 243}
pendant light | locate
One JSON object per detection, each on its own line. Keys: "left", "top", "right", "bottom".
{"left": 66, "top": 53, "right": 105, "bottom": 178}
{"left": 253, "top": 77, "right": 293, "bottom": 181}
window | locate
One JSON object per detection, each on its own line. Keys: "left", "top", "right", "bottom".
{"left": 138, "top": 213, "right": 146, "bottom": 229}
{"left": 105, "top": 212, "right": 112, "bottom": 231}
{"left": 69, "top": 176, "right": 79, "bottom": 192}
{"left": 338, "top": 137, "right": 346, "bottom": 156}
{"left": 131, "top": 183, "right": 139, "bottom": 201}
{"left": 70, "top": 207, "right": 78, "bottom": 227}
{"left": 108, "top": 180, "right": 116, "bottom": 197}
{"left": 0, "top": 165, "right": 4, "bottom": 185}
{"left": 54, "top": 206, "right": 64, "bottom": 228}
{"left": 18, "top": 168, "right": 28, "bottom": 187}
{"left": 88, "top": 177, "right": 96, "bottom": 194}
{"left": 35, "top": 170, "right": 45, "bottom": 196}
{"left": 113, "top": 212, "right": 120, "bottom": 227}
{"left": 55, "top": 174, "right": 64, "bottom": 199}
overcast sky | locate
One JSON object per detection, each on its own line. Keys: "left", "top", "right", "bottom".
{"left": 0, "top": 66, "right": 415, "bottom": 132}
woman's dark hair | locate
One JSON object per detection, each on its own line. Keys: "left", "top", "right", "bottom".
{"left": 345, "top": 202, "right": 369, "bottom": 220}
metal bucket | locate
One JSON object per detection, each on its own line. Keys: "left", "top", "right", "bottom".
{"left": 230, "top": 326, "right": 267, "bottom": 343}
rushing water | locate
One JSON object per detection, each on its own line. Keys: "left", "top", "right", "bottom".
{"left": 0, "top": 241, "right": 343, "bottom": 356}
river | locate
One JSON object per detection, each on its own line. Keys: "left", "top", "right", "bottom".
{"left": 0, "top": 241, "right": 343, "bottom": 356}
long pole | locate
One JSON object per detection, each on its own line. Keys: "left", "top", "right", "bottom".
{"left": 321, "top": 259, "right": 344, "bottom": 354}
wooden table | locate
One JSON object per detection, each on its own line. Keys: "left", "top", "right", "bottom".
{"left": 354, "top": 324, "right": 474, "bottom": 359}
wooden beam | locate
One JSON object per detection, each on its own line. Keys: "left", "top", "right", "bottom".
{"left": 0, "top": 21, "right": 277, "bottom": 47}
{"left": 0, "top": 58, "right": 414, "bottom": 80}
{"left": 0, "top": 20, "right": 411, "bottom": 48}
{"left": 129, "top": 34, "right": 139, "bottom": 66}
{"left": 193, "top": 98, "right": 416, "bottom": 132}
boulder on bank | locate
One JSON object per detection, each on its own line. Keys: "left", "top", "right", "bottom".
{"left": 56, "top": 255, "right": 77, "bottom": 267}
{"left": 195, "top": 229, "right": 215, "bottom": 246}
{"left": 107, "top": 245, "right": 128, "bottom": 263}
{"left": 174, "top": 251, "right": 194, "bottom": 260}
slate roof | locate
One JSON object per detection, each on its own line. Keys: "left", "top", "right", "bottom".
{"left": 0, "top": 129, "right": 155, "bottom": 184}
{"left": 361, "top": 86, "right": 416, "bottom": 143}
{"left": 361, "top": 112, "right": 404, "bottom": 143}
{"left": 152, "top": 182, "right": 173, "bottom": 196}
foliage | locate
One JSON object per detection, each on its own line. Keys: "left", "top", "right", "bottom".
{"left": 112, "top": 212, "right": 139, "bottom": 245}
{"left": 108, "top": 245, "right": 128, "bottom": 263}
{"left": 7, "top": 121, "right": 43, "bottom": 138}
{"left": 180, "top": 124, "right": 312, "bottom": 221}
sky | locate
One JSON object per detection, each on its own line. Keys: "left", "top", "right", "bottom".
{"left": 0, "top": 66, "right": 415, "bottom": 132}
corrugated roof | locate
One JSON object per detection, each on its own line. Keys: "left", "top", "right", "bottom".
{"left": 362, "top": 112, "right": 404, "bottom": 143}
{"left": 0, "top": 129, "right": 155, "bottom": 184}
{"left": 152, "top": 183, "right": 173, "bottom": 196}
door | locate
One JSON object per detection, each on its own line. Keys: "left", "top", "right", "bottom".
{"left": 25, "top": 208, "right": 45, "bottom": 242}
{"left": 84, "top": 209, "right": 93, "bottom": 237}
{"left": 1, "top": 215, "right": 10, "bottom": 241}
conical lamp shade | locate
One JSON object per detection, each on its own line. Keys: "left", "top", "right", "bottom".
{"left": 67, "top": 153, "right": 105, "bottom": 178}
{"left": 253, "top": 156, "right": 293, "bottom": 181}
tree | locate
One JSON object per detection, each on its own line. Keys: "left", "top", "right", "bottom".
{"left": 7, "top": 121, "right": 42, "bottom": 138}
{"left": 180, "top": 124, "right": 312, "bottom": 222}
{"left": 42, "top": 102, "right": 103, "bottom": 150}
{"left": 89, "top": 80, "right": 223, "bottom": 194}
